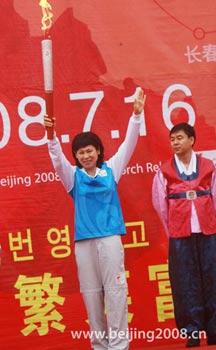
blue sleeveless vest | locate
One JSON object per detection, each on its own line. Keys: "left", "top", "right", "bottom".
{"left": 69, "top": 162, "right": 126, "bottom": 241}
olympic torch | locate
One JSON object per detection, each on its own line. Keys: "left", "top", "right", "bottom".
{"left": 40, "top": 0, "right": 54, "bottom": 139}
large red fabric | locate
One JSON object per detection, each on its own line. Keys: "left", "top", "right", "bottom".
{"left": 0, "top": 1, "right": 216, "bottom": 349}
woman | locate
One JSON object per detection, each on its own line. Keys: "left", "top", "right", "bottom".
{"left": 44, "top": 89, "right": 145, "bottom": 350}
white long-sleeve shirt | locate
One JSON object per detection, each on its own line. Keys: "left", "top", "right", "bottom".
{"left": 47, "top": 113, "right": 142, "bottom": 192}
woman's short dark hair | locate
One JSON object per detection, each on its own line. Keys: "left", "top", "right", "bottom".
{"left": 170, "top": 123, "right": 196, "bottom": 144}
{"left": 72, "top": 131, "right": 104, "bottom": 168}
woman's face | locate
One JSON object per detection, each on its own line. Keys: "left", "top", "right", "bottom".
{"left": 75, "top": 145, "right": 100, "bottom": 172}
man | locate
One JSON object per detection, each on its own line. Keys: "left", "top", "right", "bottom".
{"left": 152, "top": 123, "right": 216, "bottom": 348}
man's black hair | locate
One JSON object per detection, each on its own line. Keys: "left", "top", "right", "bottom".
{"left": 72, "top": 131, "right": 104, "bottom": 168}
{"left": 170, "top": 123, "right": 196, "bottom": 144}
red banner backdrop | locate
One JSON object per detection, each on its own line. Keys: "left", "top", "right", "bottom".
{"left": 0, "top": 1, "right": 216, "bottom": 349}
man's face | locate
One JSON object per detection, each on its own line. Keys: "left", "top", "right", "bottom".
{"left": 170, "top": 130, "right": 194, "bottom": 156}
{"left": 75, "top": 145, "right": 100, "bottom": 171}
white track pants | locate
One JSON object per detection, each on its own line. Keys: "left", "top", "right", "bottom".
{"left": 75, "top": 235, "right": 129, "bottom": 350}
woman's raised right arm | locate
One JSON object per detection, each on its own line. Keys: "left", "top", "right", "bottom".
{"left": 44, "top": 116, "right": 75, "bottom": 192}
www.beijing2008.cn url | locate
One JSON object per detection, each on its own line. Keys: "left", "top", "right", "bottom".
{"left": 70, "top": 327, "right": 206, "bottom": 343}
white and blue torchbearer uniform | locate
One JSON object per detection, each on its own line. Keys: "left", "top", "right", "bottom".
{"left": 48, "top": 114, "right": 142, "bottom": 350}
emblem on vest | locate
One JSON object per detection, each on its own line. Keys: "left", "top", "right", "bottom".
{"left": 99, "top": 169, "right": 107, "bottom": 177}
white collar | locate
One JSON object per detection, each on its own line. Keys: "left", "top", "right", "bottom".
{"left": 81, "top": 167, "right": 101, "bottom": 178}
{"left": 174, "top": 151, "right": 196, "bottom": 175}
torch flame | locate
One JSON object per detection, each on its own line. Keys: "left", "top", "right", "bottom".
{"left": 39, "top": 0, "right": 53, "bottom": 31}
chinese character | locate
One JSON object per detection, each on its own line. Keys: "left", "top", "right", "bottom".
{"left": 184, "top": 45, "right": 202, "bottom": 64}
{"left": 8, "top": 229, "right": 33, "bottom": 262}
{"left": 202, "top": 44, "right": 216, "bottom": 62}
{"left": 47, "top": 225, "right": 71, "bottom": 258}
{"left": 124, "top": 221, "right": 149, "bottom": 249}
{"left": 148, "top": 264, "right": 174, "bottom": 322}
{"left": 15, "top": 273, "right": 65, "bottom": 336}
